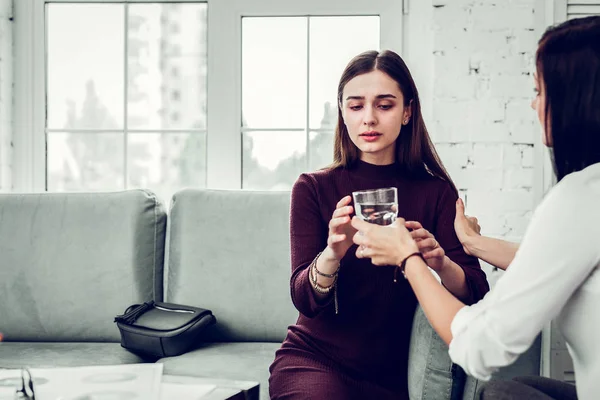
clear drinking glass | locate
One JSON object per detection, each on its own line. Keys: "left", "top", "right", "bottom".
{"left": 352, "top": 187, "right": 398, "bottom": 226}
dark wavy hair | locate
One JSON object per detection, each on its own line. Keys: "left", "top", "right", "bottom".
{"left": 536, "top": 16, "right": 600, "bottom": 181}
{"left": 330, "top": 50, "right": 456, "bottom": 193}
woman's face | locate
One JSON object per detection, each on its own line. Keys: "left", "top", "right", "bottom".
{"left": 341, "top": 70, "right": 411, "bottom": 165}
{"left": 531, "top": 73, "right": 552, "bottom": 147}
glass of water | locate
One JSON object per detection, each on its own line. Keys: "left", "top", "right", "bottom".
{"left": 352, "top": 187, "right": 398, "bottom": 226}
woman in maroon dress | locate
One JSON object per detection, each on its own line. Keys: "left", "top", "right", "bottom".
{"left": 268, "top": 50, "right": 489, "bottom": 399}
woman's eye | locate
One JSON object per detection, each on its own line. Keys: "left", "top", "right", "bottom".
{"left": 379, "top": 104, "right": 392, "bottom": 110}
{"left": 349, "top": 105, "right": 363, "bottom": 111}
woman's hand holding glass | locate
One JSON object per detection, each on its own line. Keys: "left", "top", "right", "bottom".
{"left": 351, "top": 216, "right": 419, "bottom": 266}
{"left": 324, "top": 195, "right": 357, "bottom": 263}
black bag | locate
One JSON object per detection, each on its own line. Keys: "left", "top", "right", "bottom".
{"left": 114, "top": 301, "right": 216, "bottom": 358}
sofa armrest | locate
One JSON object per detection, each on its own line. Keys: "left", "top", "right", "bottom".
{"left": 408, "top": 305, "right": 466, "bottom": 400}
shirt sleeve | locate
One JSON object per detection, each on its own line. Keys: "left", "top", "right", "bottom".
{"left": 435, "top": 183, "right": 490, "bottom": 304}
{"left": 289, "top": 174, "right": 334, "bottom": 318}
{"left": 448, "top": 179, "right": 600, "bottom": 380}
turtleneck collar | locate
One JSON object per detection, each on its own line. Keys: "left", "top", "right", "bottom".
{"left": 348, "top": 159, "right": 402, "bottom": 180}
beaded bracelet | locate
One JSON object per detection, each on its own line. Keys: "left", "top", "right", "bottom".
{"left": 310, "top": 257, "right": 337, "bottom": 293}
{"left": 313, "top": 251, "right": 340, "bottom": 278}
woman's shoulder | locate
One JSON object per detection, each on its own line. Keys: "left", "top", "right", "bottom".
{"left": 406, "top": 170, "right": 456, "bottom": 196}
{"left": 544, "top": 163, "right": 600, "bottom": 211}
{"left": 294, "top": 166, "right": 344, "bottom": 188}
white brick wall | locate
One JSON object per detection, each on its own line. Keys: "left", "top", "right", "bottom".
{"left": 0, "top": 0, "right": 12, "bottom": 191}
{"left": 431, "top": 0, "right": 538, "bottom": 283}
{"left": 432, "top": 0, "right": 537, "bottom": 235}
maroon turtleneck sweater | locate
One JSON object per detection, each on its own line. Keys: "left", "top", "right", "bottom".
{"left": 273, "top": 160, "right": 489, "bottom": 395}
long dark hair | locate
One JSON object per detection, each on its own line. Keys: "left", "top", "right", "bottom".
{"left": 330, "top": 50, "right": 456, "bottom": 193}
{"left": 536, "top": 16, "right": 600, "bottom": 181}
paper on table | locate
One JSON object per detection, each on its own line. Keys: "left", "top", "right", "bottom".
{"left": 7, "top": 363, "right": 164, "bottom": 400}
{"left": 0, "top": 368, "right": 22, "bottom": 399}
{"left": 160, "top": 382, "right": 217, "bottom": 399}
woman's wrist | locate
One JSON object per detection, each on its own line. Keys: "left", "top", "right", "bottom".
{"left": 402, "top": 253, "right": 429, "bottom": 279}
{"left": 463, "top": 234, "right": 482, "bottom": 257}
{"left": 321, "top": 247, "right": 341, "bottom": 266}
{"left": 316, "top": 247, "right": 341, "bottom": 283}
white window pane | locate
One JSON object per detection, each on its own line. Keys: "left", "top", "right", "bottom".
{"left": 128, "top": 132, "right": 206, "bottom": 203}
{"left": 242, "top": 17, "right": 307, "bottom": 129}
{"left": 47, "top": 133, "right": 124, "bottom": 191}
{"left": 308, "top": 131, "right": 334, "bottom": 171}
{"left": 242, "top": 131, "right": 306, "bottom": 190}
{"left": 309, "top": 16, "right": 380, "bottom": 129}
{"left": 47, "top": 4, "right": 124, "bottom": 130}
{"left": 128, "top": 4, "right": 207, "bottom": 130}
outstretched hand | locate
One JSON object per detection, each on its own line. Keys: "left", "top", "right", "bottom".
{"left": 454, "top": 198, "right": 481, "bottom": 255}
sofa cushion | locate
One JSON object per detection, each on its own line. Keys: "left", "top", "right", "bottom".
{"left": 165, "top": 189, "right": 297, "bottom": 342}
{"left": 158, "top": 342, "right": 278, "bottom": 400}
{"left": 0, "top": 342, "right": 146, "bottom": 368}
{"left": 0, "top": 190, "right": 166, "bottom": 342}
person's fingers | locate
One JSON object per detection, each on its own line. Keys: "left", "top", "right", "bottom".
{"left": 352, "top": 230, "right": 368, "bottom": 246}
{"left": 351, "top": 216, "right": 371, "bottom": 232}
{"left": 416, "top": 237, "right": 437, "bottom": 251}
{"left": 410, "top": 228, "right": 433, "bottom": 240}
{"left": 456, "top": 198, "right": 466, "bottom": 216}
{"left": 405, "top": 220, "right": 423, "bottom": 230}
{"left": 336, "top": 195, "right": 352, "bottom": 209}
{"left": 466, "top": 216, "right": 481, "bottom": 233}
{"left": 327, "top": 234, "right": 346, "bottom": 246}
{"left": 422, "top": 247, "right": 445, "bottom": 259}
{"left": 329, "top": 215, "right": 350, "bottom": 230}
{"left": 355, "top": 245, "right": 371, "bottom": 259}
{"left": 332, "top": 205, "right": 353, "bottom": 219}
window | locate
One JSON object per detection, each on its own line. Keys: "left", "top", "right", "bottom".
{"left": 44, "top": 2, "right": 207, "bottom": 202}
{"left": 14, "top": 0, "right": 414, "bottom": 196}
{"left": 241, "top": 16, "right": 380, "bottom": 190}
{"left": 206, "top": 0, "right": 404, "bottom": 189}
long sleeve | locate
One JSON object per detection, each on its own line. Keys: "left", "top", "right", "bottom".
{"left": 448, "top": 172, "right": 600, "bottom": 381}
{"left": 434, "top": 183, "right": 490, "bottom": 304}
{"left": 289, "top": 174, "right": 334, "bottom": 318}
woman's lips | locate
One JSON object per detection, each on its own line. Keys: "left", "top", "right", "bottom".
{"left": 360, "top": 132, "right": 382, "bottom": 142}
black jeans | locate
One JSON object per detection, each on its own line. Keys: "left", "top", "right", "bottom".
{"left": 479, "top": 376, "right": 577, "bottom": 400}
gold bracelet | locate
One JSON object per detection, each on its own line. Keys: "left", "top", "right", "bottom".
{"left": 309, "top": 251, "right": 340, "bottom": 314}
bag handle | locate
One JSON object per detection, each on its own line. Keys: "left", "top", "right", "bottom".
{"left": 114, "top": 301, "right": 155, "bottom": 325}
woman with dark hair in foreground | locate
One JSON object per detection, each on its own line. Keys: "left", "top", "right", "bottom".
{"left": 351, "top": 16, "right": 600, "bottom": 400}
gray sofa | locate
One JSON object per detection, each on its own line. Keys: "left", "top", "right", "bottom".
{"left": 0, "top": 189, "right": 541, "bottom": 400}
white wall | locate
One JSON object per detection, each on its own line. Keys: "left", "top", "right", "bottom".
{"left": 0, "top": 0, "right": 12, "bottom": 191}
{"left": 429, "top": 0, "right": 539, "bottom": 285}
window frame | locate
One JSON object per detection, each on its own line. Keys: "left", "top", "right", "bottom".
{"left": 14, "top": 0, "right": 430, "bottom": 191}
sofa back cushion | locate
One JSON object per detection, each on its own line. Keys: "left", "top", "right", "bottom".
{"left": 165, "top": 189, "right": 297, "bottom": 342}
{"left": 0, "top": 190, "right": 166, "bottom": 342}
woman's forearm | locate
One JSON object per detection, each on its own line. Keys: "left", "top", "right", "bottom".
{"left": 404, "top": 256, "right": 465, "bottom": 345}
{"left": 465, "top": 236, "right": 519, "bottom": 271}
{"left": 437, "top": 257, "right": 469, "bottom": 300}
